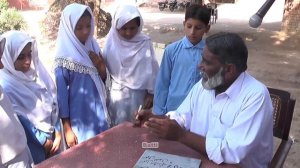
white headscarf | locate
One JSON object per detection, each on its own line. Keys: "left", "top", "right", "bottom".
{"left": 0, "top": 35, "right": 27, "bottom": 164}
{"left": 0, "top": 31, "right": 58, "bottom": 133}
{"left": 103, "top": 5, "right": 159, "bottom": 92}
{"left": 54, "top": 3, "right": 110, "bottom": 125}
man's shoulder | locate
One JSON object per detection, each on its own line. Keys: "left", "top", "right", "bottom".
{"left": 190, "top": 80, "right": 208, "bottom": 96}
{"left": 243, "top": 73, "right": 269, "bottom": 95}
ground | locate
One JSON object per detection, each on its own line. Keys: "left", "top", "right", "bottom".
{"left": 20, "top": 0, "right": 300, "bottom": 167}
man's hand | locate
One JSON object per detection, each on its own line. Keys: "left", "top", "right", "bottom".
{"left": 133, "top": 109, "right": 154, "bottom": 127}
{"left": 144, "top": 117, "right": 185, "bottom": 141}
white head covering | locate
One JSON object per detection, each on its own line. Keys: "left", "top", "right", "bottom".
{"left": 0, "top": 35, "right": 27, "bottom": 164}
{"left": 103, "top": 5, "right": 159, "bottom": 91}
{"left": 54, "top": 3, "right": 110, "bottom": 125}
{"left": 0, "top": 31, "right": 58, "bottom": 133}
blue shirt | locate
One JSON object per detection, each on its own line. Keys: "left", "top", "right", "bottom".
{"left": 153, "top": 36, "right": 205, "bottom": 115}
{"left": 55, "top": 67, "right": 109, "bottom": 143}
{"left": 17, "top": 115, "right": 48, "bottom": 164}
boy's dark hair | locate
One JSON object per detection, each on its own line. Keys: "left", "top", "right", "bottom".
{"left": 81, "top": 9, "right": 92, "bottom": 18}
{"left": 206, "top": 32, "right": 248, "bottom": 72}
{"left": 185, "top": 5, "right": 211, "bottom": 25}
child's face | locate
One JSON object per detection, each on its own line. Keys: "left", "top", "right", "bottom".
{"left": 14, "top": 43, "right": 32, "bottom": 73}
{"left": 0, "top": 38, "right": 5, "bottom": 69}
{"left": 74, "top": 15, "right": 92, "bottom": 44}
{"left": 117, "top": 19, "right": 139, "bottom": 40}
{"left": 183, "top": 18, "right": 209, "bottom": 45}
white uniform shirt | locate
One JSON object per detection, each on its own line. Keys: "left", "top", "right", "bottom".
{"left": 168, "top": 72, "right": 273, "bottom": 168}
{"left": 0, "top": 86, "right": 27, "bottom": 164}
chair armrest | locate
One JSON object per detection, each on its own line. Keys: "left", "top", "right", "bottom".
{"left": 269, "top": 136, "right": 294, "bottom": 168}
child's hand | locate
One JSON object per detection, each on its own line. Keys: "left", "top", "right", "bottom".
{"left": 89, "top": 51, "right": 107, "bottom": 81}
{"left": 43, "top": 138, "right": 53, "bottom": 156}
{"left": 65, "top": 129, "right": 78, "bottom": 148}
{"left": 50, "top": 130, "right": 62, "bottom": 155}
{"left": 88, "top": 51, "right": 104, "bottom": 66}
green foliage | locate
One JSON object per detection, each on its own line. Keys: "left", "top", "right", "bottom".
{"left": 0, "top": 0, "right": 9, "bottom": 12}
{"left": 0, "top": 8, "right": 27, "bottom": 33}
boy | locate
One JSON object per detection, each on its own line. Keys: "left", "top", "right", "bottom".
{"left": 153, "top": 5, "right": 210, "bottom": 115}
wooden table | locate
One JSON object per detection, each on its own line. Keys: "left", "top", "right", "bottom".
{"left": 36, "top": 122, "right": 239, "bottom": 168}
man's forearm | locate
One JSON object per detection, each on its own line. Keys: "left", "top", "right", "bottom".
{"left": 178, "top": 131, "right": 207, "bottom": 156}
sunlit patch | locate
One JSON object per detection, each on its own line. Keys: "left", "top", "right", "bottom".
{"left": 79, "top": 87, "right": 88, "bottom": 94}
{"left": 110, "top": 91, "right": 122, "bottom": 101}
{"left": 271, "top": 31, "right": 290, "bottom": 45}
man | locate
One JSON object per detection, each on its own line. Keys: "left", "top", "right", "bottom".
{"left": 136, "top": 32, "right": 273, "bottom": 168}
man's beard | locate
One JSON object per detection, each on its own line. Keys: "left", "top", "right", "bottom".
{"left": 201, "top": 67, "right": 224, "bottom": 90}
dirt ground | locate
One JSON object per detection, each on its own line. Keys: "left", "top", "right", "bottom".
{"left": 21, "top": 1, "right": 300, "bottom": 167}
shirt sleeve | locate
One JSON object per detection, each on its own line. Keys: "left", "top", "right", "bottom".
{"left": 153, "top": 47, "right": 172, "bottom": 115}
{"left": 17, "top": 115, "right": 47, "bottom": 146}
{"left": 166, "top": 83, "right": 198, "bottom": 130}
{"left": 147, "top": 41, "right": 160, "bottom": 95}
{"left": 205, "top": 89, "right": 273, "bottom": 164}
{"left": 55, "top": 67, "right": 70, "bottom": 119}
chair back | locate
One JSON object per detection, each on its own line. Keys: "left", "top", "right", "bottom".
{"left": 268, "top": 87, "right": 295, "bottom": 140}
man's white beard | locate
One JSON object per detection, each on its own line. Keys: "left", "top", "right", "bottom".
{"left": 201, "top": 67, "right": 223, "bottom": 90}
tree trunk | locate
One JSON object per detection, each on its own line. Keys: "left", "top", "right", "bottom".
{"left": 42, "top": 0, "right": 111, "bottom": 40}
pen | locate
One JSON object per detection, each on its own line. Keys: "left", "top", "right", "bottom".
{"left": 135, "top": 105, "right": 143, "bottom": 120}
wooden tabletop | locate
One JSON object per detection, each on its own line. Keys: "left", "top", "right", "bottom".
{"left": 36, "top": 122, "right": 239, "bottom": 168}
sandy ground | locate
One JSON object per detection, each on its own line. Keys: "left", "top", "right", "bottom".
{"left": 20, "top": 0, "right": 299, "bottom": 167}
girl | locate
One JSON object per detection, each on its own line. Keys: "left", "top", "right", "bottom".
{"left": 0, "top": 31, "right": 61, "bottom": 164}
{"left": 0, "top": 35, "right": 33, "bottom": 168}
{"left": 54, "top": 3, "right": 110, "bottom": 148}
{"left": 103, "top": 5, "right": 159, "bottom": 126}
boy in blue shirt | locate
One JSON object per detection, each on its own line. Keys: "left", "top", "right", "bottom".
{"left": 154, "top": 5, "right": 211, "bottom": 115}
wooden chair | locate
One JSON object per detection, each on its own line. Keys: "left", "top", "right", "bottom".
{"left": 268, "top": 87, "right": 296, "bottom": 168}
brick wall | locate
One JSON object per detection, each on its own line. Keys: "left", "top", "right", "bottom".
{"left": 8, "top": 0, "right": 29, "bottom": 10}
{"left": 282, "top": 0, "right": 300, "bottom": 32}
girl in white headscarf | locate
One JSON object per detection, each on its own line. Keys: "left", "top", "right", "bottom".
{"left": 103, "top": 5, "right": 159, "bottom": 126}
{"left": 0, "top": 31, "right": 61, "bottom": 164}
{"left": 0, "top": 35, "right": 33, "bottom": 168}
{"left": 54, "top": 3, "right": 110, "bottom": 148}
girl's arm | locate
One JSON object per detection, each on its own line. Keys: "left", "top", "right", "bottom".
{"left": 62, "top": 118, "right": 78, "bottom": 148}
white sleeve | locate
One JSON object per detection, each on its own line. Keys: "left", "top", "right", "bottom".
{"left": 166, "top": 82, "right": 201, "bottom": 130}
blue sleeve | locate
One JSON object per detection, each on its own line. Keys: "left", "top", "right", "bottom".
{"left": 54, "top": 118, "right": 61, "bottom": 132}
{"left": 153, "top": 46, "right": 172, "bottom": 115}
{"left": 17, "top": 115, "right": 47, "bottom": 146}
{"left": 55, "top": 67, "right": 70, "bottom": 119}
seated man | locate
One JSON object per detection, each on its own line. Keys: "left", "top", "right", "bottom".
{"left": 136, "top": 32, "right": 273, "bottom": 168}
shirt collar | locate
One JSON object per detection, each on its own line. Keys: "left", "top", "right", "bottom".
{"left": 224, "top": 72, "right": 246, "bottom": 99}
{"left": 182, "top": 36, "right": 205, "bottom": 49}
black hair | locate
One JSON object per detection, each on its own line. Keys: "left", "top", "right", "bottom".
{"left": 206, "top": 32, "right": 248, "bottom": 72}
{"left": 132, "top": 17, "right": 141, "bottom": 27}
{"left": 185, "top": 4, "right": 211, "bottom": 25}
{"left": 81, "top": 9, "right": 92, "bottom": 18}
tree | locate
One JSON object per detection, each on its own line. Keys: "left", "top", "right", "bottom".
{"left": 42, "top": 0, "right": 111, "bottom": 40}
